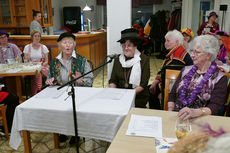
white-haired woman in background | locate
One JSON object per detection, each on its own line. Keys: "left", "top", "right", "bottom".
{"left": 168, "top": 35, "right": 227, "bottom": 120}
{"left": 149, "top": 29, "right": 193, "bottom": 110}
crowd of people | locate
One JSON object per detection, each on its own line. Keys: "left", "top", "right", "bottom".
{"left": 0, "top": 10, "right": 230, "bottom": 145}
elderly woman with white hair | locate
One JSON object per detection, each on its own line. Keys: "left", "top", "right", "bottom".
{"left": 168, "top": 35, "right": 227, "bottom": 120}
{"left": 149, "top": 29, "right": 193, "bottom": 109}
{"left": 46, "top": 32, "right": 93, "bottom": 87}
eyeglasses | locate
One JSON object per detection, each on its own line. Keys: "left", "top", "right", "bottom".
{"left": 121, "top": 43, "right": 135, "bottom": 49}
{"left": 191, "top": 49, "right": 204, "bottom": 55}
{"left": 0, "top": 35, "right": 7, "bottom": 39}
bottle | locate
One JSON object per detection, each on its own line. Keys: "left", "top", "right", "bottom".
{"left": 7, "top": 46, "right": 15, "bottom": 65}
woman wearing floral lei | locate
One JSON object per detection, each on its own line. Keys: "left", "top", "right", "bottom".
{"left": 168, "top": 35, "right": 227, "bottom": 120}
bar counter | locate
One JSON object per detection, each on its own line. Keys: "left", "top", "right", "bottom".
{"left": 9, "top": 31, "right": 107, "bottom": 68}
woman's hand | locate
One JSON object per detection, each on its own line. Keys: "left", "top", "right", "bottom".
{"left": 216, "top": 60, "right": 223, "bottom": 66}
{"left": 178, "top": 107, "right": 194, "bottom": 120}
{"left": 45, "top": 77, "right": 55, "bottom": 86}
{"left": 109, "top": 83, "right": 116, "bottom": 88}
{"left": 72, "top": 72, "right": 83, "bottom": 85}
{"left": 149, "top": 79, "right": 160, "bottom": 94}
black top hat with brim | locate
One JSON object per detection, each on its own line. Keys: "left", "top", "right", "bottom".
{"left": 0, "top": 31, "right": 9, "bottom": 37}
{"left": 117, "top": 28, "right": 141, "bottom": 43}
{"left": 57, "top": 32, "right": 76, "bottom": 42}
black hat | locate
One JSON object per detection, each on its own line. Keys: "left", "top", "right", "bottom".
{"left": 208, "top": 11, "right": 218, "bottom": 19}
{"left": 117, "top": 28, "right": 141, "bottom": 43}
{"left": 57, "top": 32, "right": 75, "bottom": 42}
{"left": 0, "top": 31, "right": 9, "bottom": 37}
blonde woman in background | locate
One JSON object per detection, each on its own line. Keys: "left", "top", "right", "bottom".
{"left": 23, "top": 30, "right": 49, "bottom": 95}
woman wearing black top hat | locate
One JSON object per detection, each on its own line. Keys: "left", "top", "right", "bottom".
{"left": 197, "top": 11, "right": 219, "bottom": 36}
{"left": 109, "top": 28, "right": 150, "bottom": 108}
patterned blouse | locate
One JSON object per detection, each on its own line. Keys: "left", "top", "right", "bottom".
{"left": 47, "top": 52, "right": 93, "bottom": 87}
{"left": 168, "top": 65, "right": 227, "bottom": 115}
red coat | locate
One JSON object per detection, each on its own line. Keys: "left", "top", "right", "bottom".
{"left": 197, "top": 21, "right": 219, "bottom": 35}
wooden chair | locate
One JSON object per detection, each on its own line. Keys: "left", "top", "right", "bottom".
{"left": 164, "top": 69, "right": 180, "bottom": 110}
{"left": 0, "top": 104, "right": 9, "bottom": 139}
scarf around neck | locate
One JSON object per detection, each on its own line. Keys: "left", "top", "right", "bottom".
{"left": 119, "top": 49, "right": 141, "bottom": 88}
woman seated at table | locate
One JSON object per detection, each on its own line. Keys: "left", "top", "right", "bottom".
{"left": 23, "top": 30, "right": 49, "bottom": 96}
{"left": 168, "top": 35, "right": 227, "bottom": 120}
{"left": 0, "top": 86, "right": 19, "bottom": 133}
{"left": 109, "top": 28, "right": 150, "bottom": 108}
{"left": 215, "top": 30, "right": 228, "bottom": 65}
{"left": 0, "top": 31, "right": 22, "bottom": 64}
{"left": 45, "top": 32, "right": 93, "bottom": 144}
{"left": 149, "top": 30, "right": 193, "bottom": 109}
{"left": 45, "top": 32, "right": 93, "bottom": 87}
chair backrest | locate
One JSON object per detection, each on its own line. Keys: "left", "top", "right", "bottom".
{"left": 164, "top": 69, "right": 181, "bottom": 110}
{"left": 161, "top": 65, "right": 184, "bottom": 109}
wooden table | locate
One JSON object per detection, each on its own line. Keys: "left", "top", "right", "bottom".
{"left": 0, "top": 67, "right": 38, "bottom": 102}
{"left": 106, "top": 108, "right": 230, "bottom": 153}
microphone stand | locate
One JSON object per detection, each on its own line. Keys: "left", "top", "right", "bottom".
{"left": 57, "top": 57, "right": 114, "bottom": 153}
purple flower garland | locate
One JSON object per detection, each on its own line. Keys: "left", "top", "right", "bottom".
{"left": 179, "top": 61, "right": 217, "bottom": 106}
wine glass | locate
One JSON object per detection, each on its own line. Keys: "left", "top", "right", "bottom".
{"left": 175, "top": 118, "right": 191, "bottom": 139}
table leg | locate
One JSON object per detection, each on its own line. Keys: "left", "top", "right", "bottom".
{"left": 5, "top": 76, "right": 24, "bottom": 102}
{"left": 22, "top": 130, "right": 32, "bottom": 153}
{"left": 15, "top": 76, "right": 24, "bottom": 103}
{"left": 53, "top": 133, "right": 59, "bottom": 149}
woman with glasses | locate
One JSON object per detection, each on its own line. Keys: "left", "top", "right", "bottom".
{"left": 45, "top": 32, "right": 93, "bottom": 144}
{"left": 45, "top": 32, "right": 93, "bottom": 87}
{"left": 0, "top": 31, "right": 22, "bottom": 64}
{"left": 109, "top": 28, "right": 150, "bottom": 108}
{"left": 168, "top": 35, "right": 227, "bottom": 120}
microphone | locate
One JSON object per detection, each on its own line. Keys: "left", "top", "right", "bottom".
{"left": 41, "top": 80, "right": 57, "bottom": 90}
{"left": 107, "top": 54, "right": 120, "bottom": 59}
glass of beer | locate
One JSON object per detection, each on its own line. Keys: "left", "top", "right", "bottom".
{"left": 175, "top": 118, "right": 191, "bottom": 139}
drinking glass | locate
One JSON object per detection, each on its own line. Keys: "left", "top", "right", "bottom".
{"left": 175, "top": 118, "right": 191, "bottom": 139}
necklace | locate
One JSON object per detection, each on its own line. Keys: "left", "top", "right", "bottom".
{"left": 179, "top": 61, "right": 217, "bottom": 106}
{"left": 124, "top": 68, "right": 131, "bottom": 88}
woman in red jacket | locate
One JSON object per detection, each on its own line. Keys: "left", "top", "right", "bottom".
{"left": 0, "top": 86, "right": 19, "bottom": 133}
{"left": 197, "top": 11, "right": 219, "bottom": 36}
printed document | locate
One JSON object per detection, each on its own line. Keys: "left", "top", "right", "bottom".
{"left": 126, "top": 114, "right": 162, "bottom": 138}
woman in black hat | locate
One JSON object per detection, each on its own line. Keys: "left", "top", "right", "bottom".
{"left": 45, "top": 32, "right": 94, "bottom": 144}
{"left": 45, "top": 32, "right": 93, "bottom": 87}
{"left": 197, "top": 11, "right": 219, "bottom": 36}
{"left": 109, "top": 28, "right": 150, "bottom": 108}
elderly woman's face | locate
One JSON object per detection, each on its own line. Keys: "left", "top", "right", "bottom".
{"left": 121, "top": 40, "right": 136, "bottom": 57}
{"left": 60, "top": 38, "right": 74, "bottom": 56}
{"left": 32, "top": 32, "right": 41, "bottom": 43}
{"left": 165, "top": 35, "right": 178, "bottom": 50}
{"left": 0, "top": 34, "right": 8, "bottom": 44}
{"left": 191, "top": 45, "right": 211, "bottom": 66}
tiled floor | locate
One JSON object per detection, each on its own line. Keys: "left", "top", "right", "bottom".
{"left": 0, "top": 55, "right": 163, "bottom": 153}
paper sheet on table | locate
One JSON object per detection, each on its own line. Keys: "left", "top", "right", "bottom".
{"left": 155, "top": 137, "right": 178, "bottom": 153}
{"left": 126, "top": 114, "right": 162, "bottom": 138}
{"left": 35, "top": 86, "right": 68, "bottom": 99}
{"left": 96, "top": 88, "right": 125, "bottom": 100}
{"left": 6, "top": 68, "right": 21, "bottom": 73}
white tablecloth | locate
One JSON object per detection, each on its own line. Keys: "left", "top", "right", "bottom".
{"left": 9, "top": 87, "right": 136, "bottom": 150}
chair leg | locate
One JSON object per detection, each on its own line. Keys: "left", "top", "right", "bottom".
{"left": 1, "top": 107, "right": 9, "bottom": 139}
